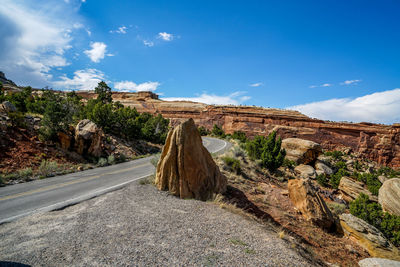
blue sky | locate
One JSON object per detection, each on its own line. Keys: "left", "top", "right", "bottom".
{"left": 0, "top": 0, "right": 400, "bottom": 124}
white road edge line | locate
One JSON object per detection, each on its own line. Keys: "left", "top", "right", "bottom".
{"left": 0, "top": 173, "right": 152, "bottom": 224}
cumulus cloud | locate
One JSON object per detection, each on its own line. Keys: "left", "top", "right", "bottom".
{"left": 287, "top": 89, "right": 400, "bottom": 124}
{"left": 143, "top": 40, "right": 154, "bottom": 47}
{"left": 158, "top": 32, "right": 173, "bottom": 41}
{"left": 114, "top": 80, "right": 160, "bottom": 92}
{"left": 341, "top": 79, "right": 362, "bottom": 85}
{"left": 249, "top": 82, "right": 263, "bottom": 87}
{"left": 53, "top": 68, "right": 106, "bottom": 91}
{"left": 110, "top": 26, "right": 127, "bottom": 34}
{"left": 162, "top": 91, "right": 251, "bottom": 105}
{"left": 0, "top": 0, "right": 78, "bottom": 86}
{"left": 84, "top": 42, "right": 111, "bottom": 63}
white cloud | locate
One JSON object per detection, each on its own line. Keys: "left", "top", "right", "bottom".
{"left": 162, "top": 91, "right": 251, "bottom": 105}
{"left": 53, "top": 68, "right": 106, "bottom": 91}
{"left": 84, "top": 42, "right": 111, "bottom": 63}
{"left": 114, "top": 80, "right": 160, "bottom": 92}
{"left": 158, "top": 32, "right": 173, "bottom": 41}
{"left": 249, "top": 82, "right": 263, "bottom": 87}
{"left": 110, "top": 25, "right": 128, "bottom": 34}
{"left": 287, "top": 89, "right": 400, "bottom": 124}
{"left": 0, "top": 0, "right": 78, "bottom": 86}
{"left": 309, "top": 83, "right": 332, "bottom": 88}
{"left": 143, "top": 40, "right": 154, "bottom": 47}
{"left": 341, "top": 79, "right": 362, "bottom": 85}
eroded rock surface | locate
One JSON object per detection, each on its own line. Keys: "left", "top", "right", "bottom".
{"left": 340, "top": 213, "right": 400, "bottom": 260}
{"left": 288, "top": 178, "right": 334, "bottom": 230}
{"left": 74, "top": 119, "right": 103, "bottom": 157}
{"left": 294, "top": 164, "right": 317, "bottom": 179}
{"left": 281, "top": 138, "right": 322, "bottom": 165}
{"left": 155, "top": 118, "right": 226, "bottom": 200}
{"left": 359, "top": 258, "right": 400, "bottom": 267}
{"left": 339, "top": 176, "right": 378, "bottom": 203}
{"left": 379, "top": 178, "right": 400, "bottom": 216}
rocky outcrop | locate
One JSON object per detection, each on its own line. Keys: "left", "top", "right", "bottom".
{"left": 340, "top": 213, "right": 400, "bottom": 260}
{"left": 74, "top": 119, "right": 103, "bottom": 157}
{"left": 281, "top": 138, "right": 322, "bottom": 165}
{"left": 155, "top": 118, "right": 226, "bottom": 200}
{"left": 288, "top": 178, "right": 334, "bottom": 230}
{"left": 1, "top": 101, "right": 17, "bottom": 113}
{"left": 73, "top": 91, "right": 400, "bottom": 168}
{"left": 315, "top": 161, "right": 333, "bottom": 176}
{"left": 359, "top": 258, "right": 400, "bottom": 267}
{"left": 379, "top": 178, "right": 400, "bottom": 216}
{"left": 294, "top": 164, "right": 317, "bottom": 179}
{"left": 339, "top": 176, "right": 378, "bottom": 202}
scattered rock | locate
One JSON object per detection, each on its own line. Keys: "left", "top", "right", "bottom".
{"left": 294, "top": 164, "right": 317, "bottom": 179}
{"left": 281, "top": 138, "right": 322, "bottom": 165}
{"left": 379, "top": 178, "right": 400, "bottom": 216}
{"left": 74, "top": 119, "right": 103, "bottom": 157}
{"left": 57, "top": 132, "right": 72, "bottom": 150}
{"left": 378, "top": 175, "right": 389, "bottom": 184}
{"left": 155, "top": 118, "right": 226, "bottom": 200}
{"left": 338, "top": 176, "right": 378, "bottom": 202}
{"left": 288, "top": 178, "right": 335, "bottom": 230}
{"left": 346, "top": 159, "right": 354, "bottom": 166}
{"left": 1, "top": 101, "right": 17, "bottom": 113}
{"left": 339, "top": 213, "right": 400, "bottom": 260}
{"left": 359, "top": 258, "right": 400, "bottom": 267}
{"left": 315, "top": 161, "right": 333, "bottom": 176}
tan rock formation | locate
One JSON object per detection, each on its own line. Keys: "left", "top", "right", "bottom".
{"left": 379, "top": 178, "right": 400, "bottom": 216}
{"left": 155, "top": 118, "right": 226, "bottom": 200}
{"left": 57, "top": 132, "right": 71, "bottom": 150}
{"left": 282, "top": 138, "right": 322, "bottom": 165}
{"left": 294, "top": 164, "right": 317, "bottom": 179}
{"left": 288, "top": 178, "right": 334, "bottom": 230}
{"left": 315, "top": 160, "right": 333, "bottom": 176}
{"left": 339, "top": 176, "right": 378, "bottom": 202}
{"left": 340, "top": 213, "right": 400, "bottom": 260}
{"left": 74, "top": 119, "right": 103, "bottom": 157}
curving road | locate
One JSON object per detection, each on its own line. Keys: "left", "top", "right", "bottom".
{"left": 0, "top": 137, "right": 230, "bottom": 224}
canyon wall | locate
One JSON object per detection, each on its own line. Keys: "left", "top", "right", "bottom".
{"left": 77, "top": 91, "right": 400, "bottom": 168}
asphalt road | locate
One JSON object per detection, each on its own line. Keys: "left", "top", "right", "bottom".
{"left": 0, "top": 137, "right": 230, "bottom": 224}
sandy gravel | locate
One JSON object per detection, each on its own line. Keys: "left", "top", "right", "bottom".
{"left": 0, "top": 182, "right": 317, "bottom": 266}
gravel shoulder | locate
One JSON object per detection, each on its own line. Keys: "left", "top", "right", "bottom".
{"left": 0, "top": 182, "right": 316, "bottom": 266}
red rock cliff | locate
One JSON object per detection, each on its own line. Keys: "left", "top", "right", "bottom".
{"left": 77, "top": 91, "right": 400, "bottom": 168}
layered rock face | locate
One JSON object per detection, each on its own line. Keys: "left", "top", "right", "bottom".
{"left": 288, "top": 178, "right": 334, "bottom": 230}
{"left": 76, "top": 91, "right": 400, "bottom": 168}
{"left": 339, "top": 176, "right": 378, "bottom": 202}
{"left": 74, "top": 119, "right": 103, "bottom": 157}
{"left": 379, "top": 178, "right": 400, "bottom": 216}
{"left": 155, "top": 118, "right": 227, "bottom": 200}
{"left": 340, "top": 213, "right": 400, "bottom": 260}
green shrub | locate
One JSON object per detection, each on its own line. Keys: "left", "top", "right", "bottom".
{"left": 377, "top": 166, "right": 400, "bottom": 178}
{"left": 232, "top": 146, "right": 246, "bottom": 158}
{"left": 352, "top": 172, "right": 382, "bottom": 196}
{"left": 353, "top": 160, "right": 362, "bottom": 171}
{"left": 222, "top": 156, "right": 241, "bottom": 174}
{"left": 329, "top": 168, "right": 349, "bottom": 189}
{"left": 97, "top": 158, "right": 108, "bottom": 167}
{"left": 150, "top": 153, "right": 161, "bottom": 167}
{"left": 107, "top": 155, "right": 116, "bottom": 165}
{"left": 211, "top": 124, "right": 225, "bottom": 138}
{"left": 198, "top": 126, "right": 210, "bottom": 136}
{"left": 335, "top": 161, "right": 347, "bottom": 170}
{"left": 350, "top": 193, "right": 400, "bottom": 246}
{"left": 18, "top": 168, "right": 33, "bottom": 178}
{"left": 38, "top": 160, "right": 59, "bottom": 177}
{"left": 231, "top": 131, "right": 247, "bottom": 143}
{"left": 317, "top": 173, "right": 329, "bottom": 187}
{"left": 282, "top": 158, "right": 296, "bottom": 169}
{"left": 327, "top": 202, "right": 346, "bottom": 216}
{"left": 245, "top": 131, "right": 286, "bottom": 172}
{"left": 325, "top": 150, "right": 344, "bottom": 160}
{"left": 8, "top": 111, "right": 26, "bottom": 128}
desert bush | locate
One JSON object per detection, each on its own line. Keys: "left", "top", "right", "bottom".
{"left": 18, "top": 168, "right": 33, "bottom": 179}
{"left": 211, "top": 124, "right": 225, "bottom": 138}
{"left": 107, "top": 155, "right": 116, "bottom": 165}
{"left": 329, "top": 168, "right": 349, "bottom": 189}
{"left": 222, "top": 156, "right": 241, "bottom": 174}
{"left": 335, "top": 161, "right": 347, "bottom": 170}
{"left": 316, "top": 173, "right": 329, "bottom": 187}
{"left": 350, "top": 193, "right": 400, "bottom": 246}
{"left": 38, "top": 160, "right": 59, "bottom": 177}
{"left": 325, "top": 150, "right": 344, "bottom": 161}
{"left": 353, "top": 160, "right": 362, "bottom": 171}
{"left": 97, "top": 157, "right": 108, "bottom": 167}
{"left": 150, "top": 153, "right": 161, "bottom": 167}
{"left": 231, "top": 131, "right": 247, "bottom": 143}
{"left": 8, "top": 111, "right": 26, "bottom": 128}
{"left": 327, "top": 202, "right": 346, "bottom": 216}
{"left": 198, "top": 126, "right": 210, "bottom": 136}
{"left": 232, "top": 146, "right": 246, "bottom": 158}
{"left": 282, "top": 158, "right": 296, "bottom": 169}
{"left": 352, "top": 172, "right": 381, "bottom": 196}
{"left": 377, "top": 166, "right": 400, "bottom": 178}
{"left": 245, "top": 131, "right": 286, "bottom": 172}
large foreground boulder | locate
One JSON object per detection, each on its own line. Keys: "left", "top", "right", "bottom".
{"left": 74, "top": 119, "right": 103, "bottom": 157}
{"left": 288, "top": 178, "right": 334, "bottom": 230}
{"left": 339, "top": 176, "right": 378, "bottom": 203}
{"left": 359, "top": 258, "right": 400, "bottom": 267}
{"left": 340, "top": 213, "right": 400, "bottom": 260}
{"left": 1, "top": 101, "right": 17, "bottom": 113}
{"left": 281, "top": 138, "right": 322, "bottom": 165}
{"left": 379, "top": 178, "right": 400, "bottom": 216}
{"left": 155, "top": 118, "right": 226, "bottom": 200}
